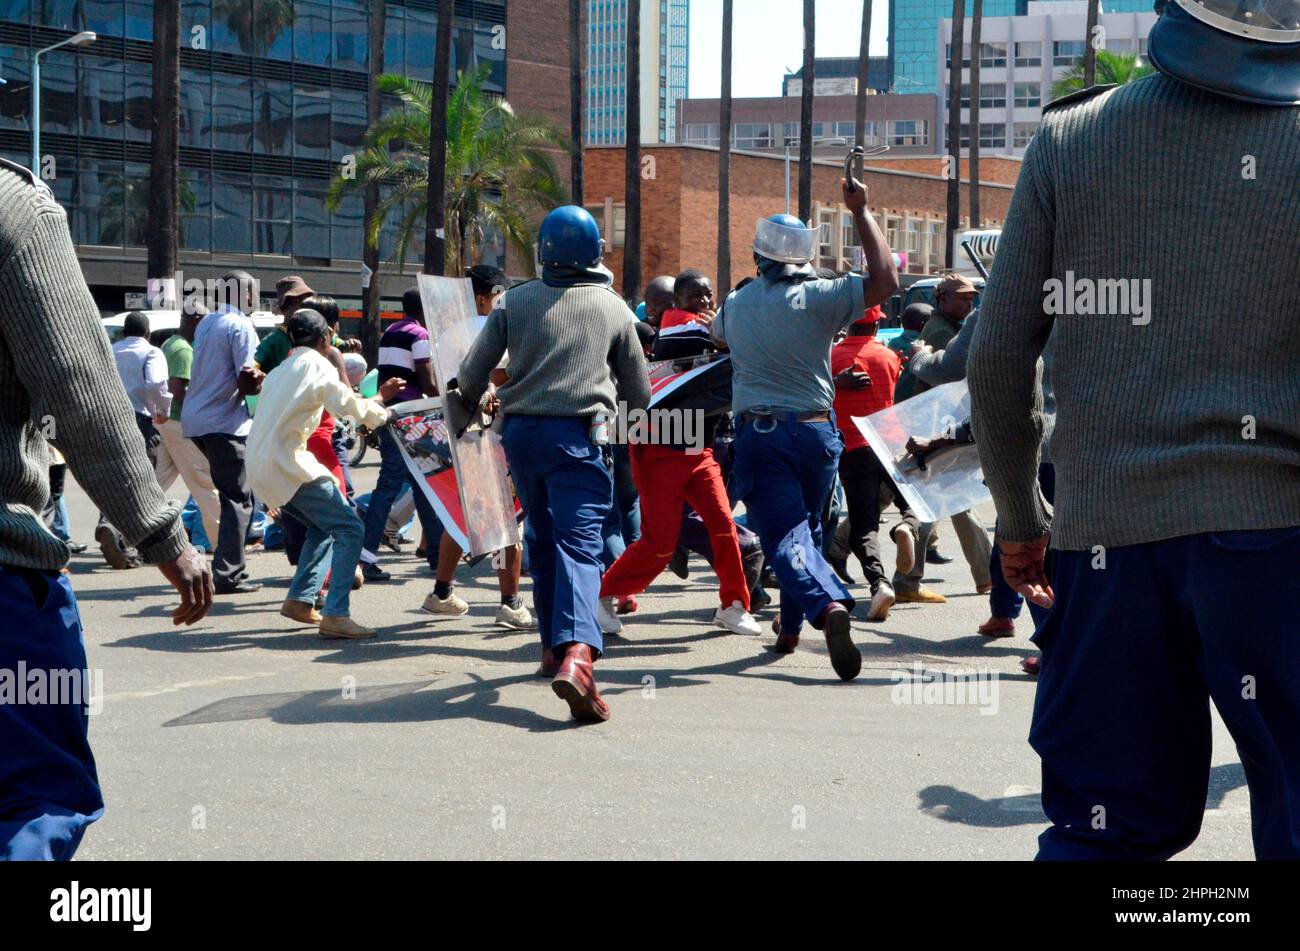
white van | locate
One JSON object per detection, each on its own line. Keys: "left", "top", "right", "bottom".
{"left": 101, "top": 309, "right": 282, "bottom": 345}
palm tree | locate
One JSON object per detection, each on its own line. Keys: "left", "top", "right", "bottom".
{"left": 798, "top": 0, "right": 815, "bottom": 223}
{"left": 623, "top": 0, "right": 642, "bottom": 305}
{"left": 327, "top": 66, "right": 566, "bottom": 275}
{"left": 853, "top": 0, "right": 873, "bottom": 180}
{"left": 426, "top": 0, "right": 455, "bottom": 275}
{"left": 1052, "top": 50, "right": 1154, "bottom": 99}
{"left": 944, "top": 0, "right": 966, "bottom": 269}
{"left": 969, "top": 0, "right": 982, "bottom": 230}
{"left": 146, "top": 0, "right": 180, "bottom": 305}
{"left": 1083, "top": 0, "right": 1100, "bottom": 88}
{"left": 717, "top": 0, "right": 733, "bottom": 291}
{"left": 361, "top": 0, "right": 387, "bottom": 364}
{"left": 569, "top": 0, "right": 585, "bottom": 205}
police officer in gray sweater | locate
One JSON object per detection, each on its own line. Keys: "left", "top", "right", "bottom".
{"left": 967, "top": 0, "right": 1300, "bottom": 860}
{"left": 459, "top": 206, "right": 650, "bottom": 724}
{"left": 0, "top": 158, "right": 213, "bottom": 860}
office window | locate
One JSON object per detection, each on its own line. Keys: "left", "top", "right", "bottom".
{"left": 212, "top": 172, "right": 252, "bottom": 252}
{"left": 888, "top": 120, "right": 928, "bottom": 147}
{"left": 833, "top": 121, "right": 856, "bottom": 141}
{"left": 1014, "top": 41, "right": 1041, "bottom": 67}
{"left": 252, "top": 80, "right": 292, "bottom": 156}
{"left": 733, "top": 122, "right": 775, "bottom": 149}
{"left": 180, "top": 166, "right": 211, "bottom": 252}
{"left": 332, "top": 192, "right": 364, "bottom": 260}
{"left": 1013, "top": 121, "right": 1038, "bottom": 147}
{"left": 179, "top": 67, "right": 210, "bottom": 148}
{"left": 294, "top": 86, "right": 331, "bottom": 160}
{"left": 980, "top": 42, "right": 1007, "bottom": 68}
{"left": 1054, "top": 40, "right": 1085, "bottom": 66}
{"left": 211, "top": 73, "right": 253, "bottom": 152}
{"left": 979, "top": 83, "right": 1006, "bottom": 108}
{"left": 928, "top": 220, "right": 945, "bottom": 274}
{"left": 1013, "top": 82, "right": 1041, "bottom": 108}
{"left": 960, "top": 123, "right": 1007, "bottom": 149}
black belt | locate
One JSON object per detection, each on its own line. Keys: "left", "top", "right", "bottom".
{"left": 739, "top": 409, "right": 832, "bottom": 427}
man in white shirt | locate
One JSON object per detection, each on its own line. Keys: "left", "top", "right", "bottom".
{"left": 248, "top": 309, "right": 396, "bottom": 639}
{"left": 94, "top": 311, "right": 172, "bottom": 568}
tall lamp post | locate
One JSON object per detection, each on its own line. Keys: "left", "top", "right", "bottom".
{"left": 31, "top": 30, "right": 97, "bottom": 173}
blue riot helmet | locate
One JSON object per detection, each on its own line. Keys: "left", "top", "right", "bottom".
{"left": 1148, "top": 0, "right": 1300, "bottom": 106}
{"left": 538, "top": 205, "right": 604, "bottom": 269}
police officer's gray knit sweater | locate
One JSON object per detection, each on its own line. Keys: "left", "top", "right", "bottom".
{"left": 968, "top": 75, "right": 1300, "bottom": 550}
{"left": 0, "top": 162, "right": 188, "bottom": 571}
{"left": 458, "top": 280, "right": 651, "bottom": 418}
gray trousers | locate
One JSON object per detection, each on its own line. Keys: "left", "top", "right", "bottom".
{"left": 193, "top": 433, "right": 253, "bottom": 587}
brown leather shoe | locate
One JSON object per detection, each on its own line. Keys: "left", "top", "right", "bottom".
{"left": 551, "top": 643, "right": 610, "bottom": 722}
{"left": 319, "top": 616, "right": 377, "bottom": 639}
{"left": 978, "top": 616, "right": 1016, "bottom": 638}
{"left": 536, "top": 645, "right": 561, "bottom": 678}
{"left": 772, "top": 617, "right": 800, "bottom": 654}
{"left": 281, "top": 599, "right": 323, "bottom": 625}
{"left": 975, "top": 582, "right": 994, "bottom": 594}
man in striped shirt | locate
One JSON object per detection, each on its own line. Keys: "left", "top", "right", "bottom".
{"left": 358, "top": 288, "right": 443, "bottom": 579}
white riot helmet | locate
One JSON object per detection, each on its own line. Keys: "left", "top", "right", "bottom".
{"left": 753, "top": 214, "right": 819, "bottom": 265}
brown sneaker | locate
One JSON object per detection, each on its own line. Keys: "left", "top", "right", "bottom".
{"left": 978, "top": 616, "right": 1016, "bottom": 638}
{"left": 896, "top": 586, "right": 947, "bottom": 604}
{"left": 280, "top": 600, "right": 322, "bottom": 625}
{"left": 319, "top": 616, "right": 377, "bottom": 639}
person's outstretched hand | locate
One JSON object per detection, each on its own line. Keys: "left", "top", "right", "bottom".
{"left": 999, "top": 533, "right": 1054, "bottom": 609}
{"left": 157, "top": 545, "right": 215, "bottom": 626}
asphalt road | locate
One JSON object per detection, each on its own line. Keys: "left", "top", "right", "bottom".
{"left": 58, "top": 462, "right": 1253, "bottom": 860}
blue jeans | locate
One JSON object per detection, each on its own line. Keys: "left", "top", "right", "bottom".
{"left": 989, "top": 463, "right": 1056, "bottom": 622}
{"left": 1032, "top": 526, "right": 1300, "bottom": 860}
{"left": 282, "top": 478, "right": 364, "bottom": 618}
{"left": 731, "top": 415, "right": 853, "bottom": 636}
{"left": 362, "top": 425, "right": 442, "bottom": 567}
{"left": 0, "top": 566, "right": 102, "bottom": 860}
{"left": 501, "top": 415, "right": 611, "bottom": 659}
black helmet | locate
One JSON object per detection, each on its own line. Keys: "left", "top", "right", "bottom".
{"left": 1148, "top": 0, "right": 1300, "bottom": 105}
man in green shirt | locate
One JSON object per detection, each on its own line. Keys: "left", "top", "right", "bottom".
{"left": 156, "top": 306, "right": 221, "bottom": 544}
{"left": 254, "top": 275, "right": 315, "bottom": 374}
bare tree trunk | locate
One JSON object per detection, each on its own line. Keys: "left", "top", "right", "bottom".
{"left": 146, "top": 0, "right": 180, "bottom": 301}
{"left": 717, "top": 0, "right": 733, "bottom": 290}
{"left": 424, "top": 0, "right": 454, "bottom": 275}
{"left": 798, "top": 0, "right": 815, "bottom": 223}
{"left": 944, "top": 0, "right": 966, "bottom": 269}
{"left": 361, "top": 0, "right": 386, "bottom": 364}
{"left": 854, "top": 0, "right": 872, "bottom": 180}
{"left": 969, "top": 0, "right": 981, "bottom": 230}
{"left": 569, "top": 0, "right": 585, "bottom": 205}
{"left": 623, "top": 0, "right": 642, "bottom": 305}
{"left": 1083, "top": 0, "right": 1099, "bottom": 88}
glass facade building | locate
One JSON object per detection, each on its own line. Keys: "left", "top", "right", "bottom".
{"left": 586, "top": 0, "right": 688, "bottom": 146}
{"left": 890, "top": 0, "right": 1152, "bottom": 95}
{"left": 0, "top": 0, "right": 509, "bottom": 306}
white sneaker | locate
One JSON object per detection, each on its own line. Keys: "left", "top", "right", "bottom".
{"left": 597, "top": 597, "right": 623, "bottom": 635}
{"left": 495, "top": 602, "right": 536, "bottom": 629}
{"left": 421, "top": 591, "right": 469, "bottom": 616}
{"left": 868, "top": 583, "right": 896, "bottom": 621}
{"left": 714, "top": 601, "right": 762, "bottom": 636}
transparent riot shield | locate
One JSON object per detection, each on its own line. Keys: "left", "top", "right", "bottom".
{"left": 852, "top": 381, "right": 992, "bottom": 523}
{"left": 417, "top": 275, "right": 520, "bottom": 556}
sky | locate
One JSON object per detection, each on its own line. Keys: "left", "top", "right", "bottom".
{"left": 687, "top": 0, "right": 892, "bottom": 99}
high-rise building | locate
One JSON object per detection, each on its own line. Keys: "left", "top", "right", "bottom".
{"left": 0, "top": 0, "right": 572, "bottom": 310}
{"left": 586, "top": 0, "right": 689, "bottom": 146}
{"left": 890, "top": 0, "right": 1150, "bottom": 96}
{"left": 938, "top": 1, "right": 1158, "bottom": 156}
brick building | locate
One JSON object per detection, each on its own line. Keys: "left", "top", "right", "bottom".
{"left": 584, "top": 144, "right": 1018, "bottom": 295}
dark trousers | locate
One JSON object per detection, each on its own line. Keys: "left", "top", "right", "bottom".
{"left": 838, "top": 445, "right": 920, "bottom": 593}
{"left": 193, "top": 433, "right": 253, "bottom": 588}
{"left": 989, "top": 464, "right": 1057, "bottom": 622}
{"left": 731, "top": 416, "right": 853, "bottom": 636}
{"left": 95, "top": 413, "right": 161, "bottom": 550}
{"left": 0, "top": 566, "right": 102, "bottom": 860}
{"left": 502, "top": 415, "right": 611, "bottom": 659}
{"left": 1032, "top": 526, "right": 1300, "bottom": 860}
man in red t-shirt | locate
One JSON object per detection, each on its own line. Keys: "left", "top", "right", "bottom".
{"left": 831, "top": 306, "right": 920, "bottom": 621}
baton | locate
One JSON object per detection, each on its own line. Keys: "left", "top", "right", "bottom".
{"left": 843, "top": 144, "right": 891, "bottom": 192}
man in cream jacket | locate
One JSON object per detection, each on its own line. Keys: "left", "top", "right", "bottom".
{"left": 248, "top": 309, "right": 395, "bottom": 638}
